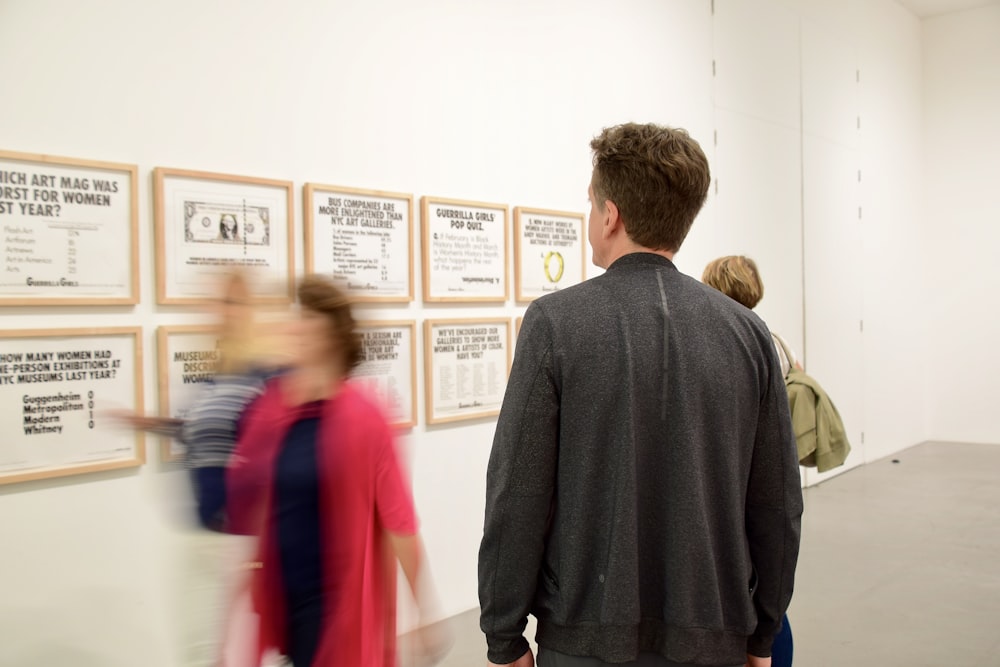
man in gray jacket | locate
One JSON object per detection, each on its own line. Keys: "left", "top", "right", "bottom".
{"left": 479, "top": 123, "right": 802, "bottom": 667}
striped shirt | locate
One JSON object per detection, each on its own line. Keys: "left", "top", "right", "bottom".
{"left": 177, "top": 371, "right": 271, "bottom": 469}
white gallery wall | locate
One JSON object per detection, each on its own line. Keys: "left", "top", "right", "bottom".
{"left": 923, "top": 4, "right": 1000, "bottom": 445}
{"left": 857, "top": 0, "right": 926, "bottom": 463}
{"left": 698, "top": 0, "right": 925, "bottom": 486}
{"left": 0, "top": 0, "right": 928, "bottom": 664}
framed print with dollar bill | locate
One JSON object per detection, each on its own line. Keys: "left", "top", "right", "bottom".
{"left": 154, "top": 167, "right": 295, "bottom": 305}
{"left": 513, "top": 207, "right": 586, "bottom": 301}
{"left": 421, "top": 196, "right": 508, "bottom": 303}
{"left": 424, "top": 318, "right": 511, "bottom": 425}
{"left": 0, "top": 327, "right": 145, "bottom": 485}
{"left": 0, "top": 149, "right": 139, "bottom": 306}
{"left": 304, "top": 184, "right": 414, "bottom": 302}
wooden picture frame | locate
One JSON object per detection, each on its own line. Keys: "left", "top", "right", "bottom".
{"left": 153, "top": 167, "right": 295, "bottom": 305}
{"left": 156, "top": 324, "right": 219, "bottom": 462}
{"left": 355, "top": 320, "right": 418, "bottom": 429}
{"left": 0, "top": 327, "right": 145, "bottom": 485}
{"left": 424, "top": 318, "right": 511, "bottom": 425}
{"left": 421, "top": 196, "right": 509, "bottom": 303}
{"left": 303, "top": 184, "right": 414, "bottom": 302}
{"left": 0, "top": 149, "right": 139, "bottom": 306}
{"left": 513, "top": 207, "right": 587, "bottom": 301}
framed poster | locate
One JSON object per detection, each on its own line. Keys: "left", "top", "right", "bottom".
{"left": 157, "top": 325, "right": 220, "bottom": 462}
{"left": 304, "top": 184, "right": 414, "bottom": 302}
{"left": 355, "top": 321, "right": 417, "bottom": 429}
{"left": 514, "top": 207, "right": 586, "bottom": 301}
{"left": 154, "top": 167, "right": 295, "bottom": 305}
{"left": 0, "top": 327, "right": 144, "bottom": 485}
{"left": 0, "top": 150, "right": 138, "bottom": 305}
{"left": 424, "top": 318, "right": 511, "bottom": 425}
{"left": 421, "top": 196, "right": 508, "bottom": 302}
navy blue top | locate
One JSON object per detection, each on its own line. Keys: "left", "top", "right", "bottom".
{"left": 274, "top": 406, "right": 324, "bottom": 605}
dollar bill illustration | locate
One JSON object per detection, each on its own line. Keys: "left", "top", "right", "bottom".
{"left": 183, "top": 200, "right": 271, "bottom": 246}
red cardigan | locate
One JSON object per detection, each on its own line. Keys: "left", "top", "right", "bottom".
{"left": 227, "top": 379, "right": 418, "bottom": 666}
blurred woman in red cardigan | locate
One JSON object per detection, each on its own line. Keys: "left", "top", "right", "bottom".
{"left": 227, "top": 275, "right": 447, "bottom": 666}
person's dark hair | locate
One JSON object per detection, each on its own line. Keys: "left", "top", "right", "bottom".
{"left": 297, "top": 275, "right": 363, "bottom": 371}
{"left": 590, "top": 123, "right": 711, "bottom": 252}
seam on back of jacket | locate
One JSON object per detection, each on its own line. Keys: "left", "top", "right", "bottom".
{"left": 655, "top": 269, "right": 670, "bottom": 421}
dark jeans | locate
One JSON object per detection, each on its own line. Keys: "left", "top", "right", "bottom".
{"left": 537, "top": 647, "right": 743, "bottom": 667}
{"left": 772, "top": 615, "right": 793, "bottom": 667}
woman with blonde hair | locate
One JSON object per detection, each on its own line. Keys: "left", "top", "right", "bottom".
{"left": 701, "top": 255, "right": 801, "bottom": 377}
{"left": 122, "top": 270, "right": 275, "bottom": 524}
{"left": 114, "top": 269, "right": 279, "bottom": 665}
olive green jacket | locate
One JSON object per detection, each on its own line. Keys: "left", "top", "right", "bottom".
{"left": 784, "top": 368, "right": 851, "bottom": 472}
{"left": 773, "top": 336, "right": 851, "bottom": 472}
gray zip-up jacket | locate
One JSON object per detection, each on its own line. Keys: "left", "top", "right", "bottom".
{"left": 479, "top": 253, "right": 802, "bottom": 665}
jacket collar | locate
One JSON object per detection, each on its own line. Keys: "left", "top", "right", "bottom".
{"left": 606, "top": 252, "right": 678, "bottom": 272}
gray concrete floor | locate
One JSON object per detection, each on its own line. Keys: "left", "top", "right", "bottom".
{"left": 408, "top": 441, "right": 1000, "bottom": 666}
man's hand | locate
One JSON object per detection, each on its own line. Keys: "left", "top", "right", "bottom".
{"left": 746, "top": 655, "right": 771, "bottom": 667}
{"left": 489, "top": 649, "right": 534, "bottom": 667}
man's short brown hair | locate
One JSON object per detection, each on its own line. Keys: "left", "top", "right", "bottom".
{"left": 297, "top": 274, "right": 363, "bottom": 371}
{"left": 590, "top": 123, "right": 711, "bottom": 252}
{"left": 702, "top": 255, "right": 764, "bottom": 310}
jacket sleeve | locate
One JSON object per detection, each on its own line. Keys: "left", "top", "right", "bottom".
{"left": 787, "top": 381, "right": 817, "bottom": 467}
{"left": 745, "top": 336, "right": 804, "bottom": 657}
{"left": 478, "top": 303, "right": 560, "bottom": 665}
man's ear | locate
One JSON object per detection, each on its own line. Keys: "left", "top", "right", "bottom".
{"left": 603, "top": 199, "right": 622, "bottom": 239}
